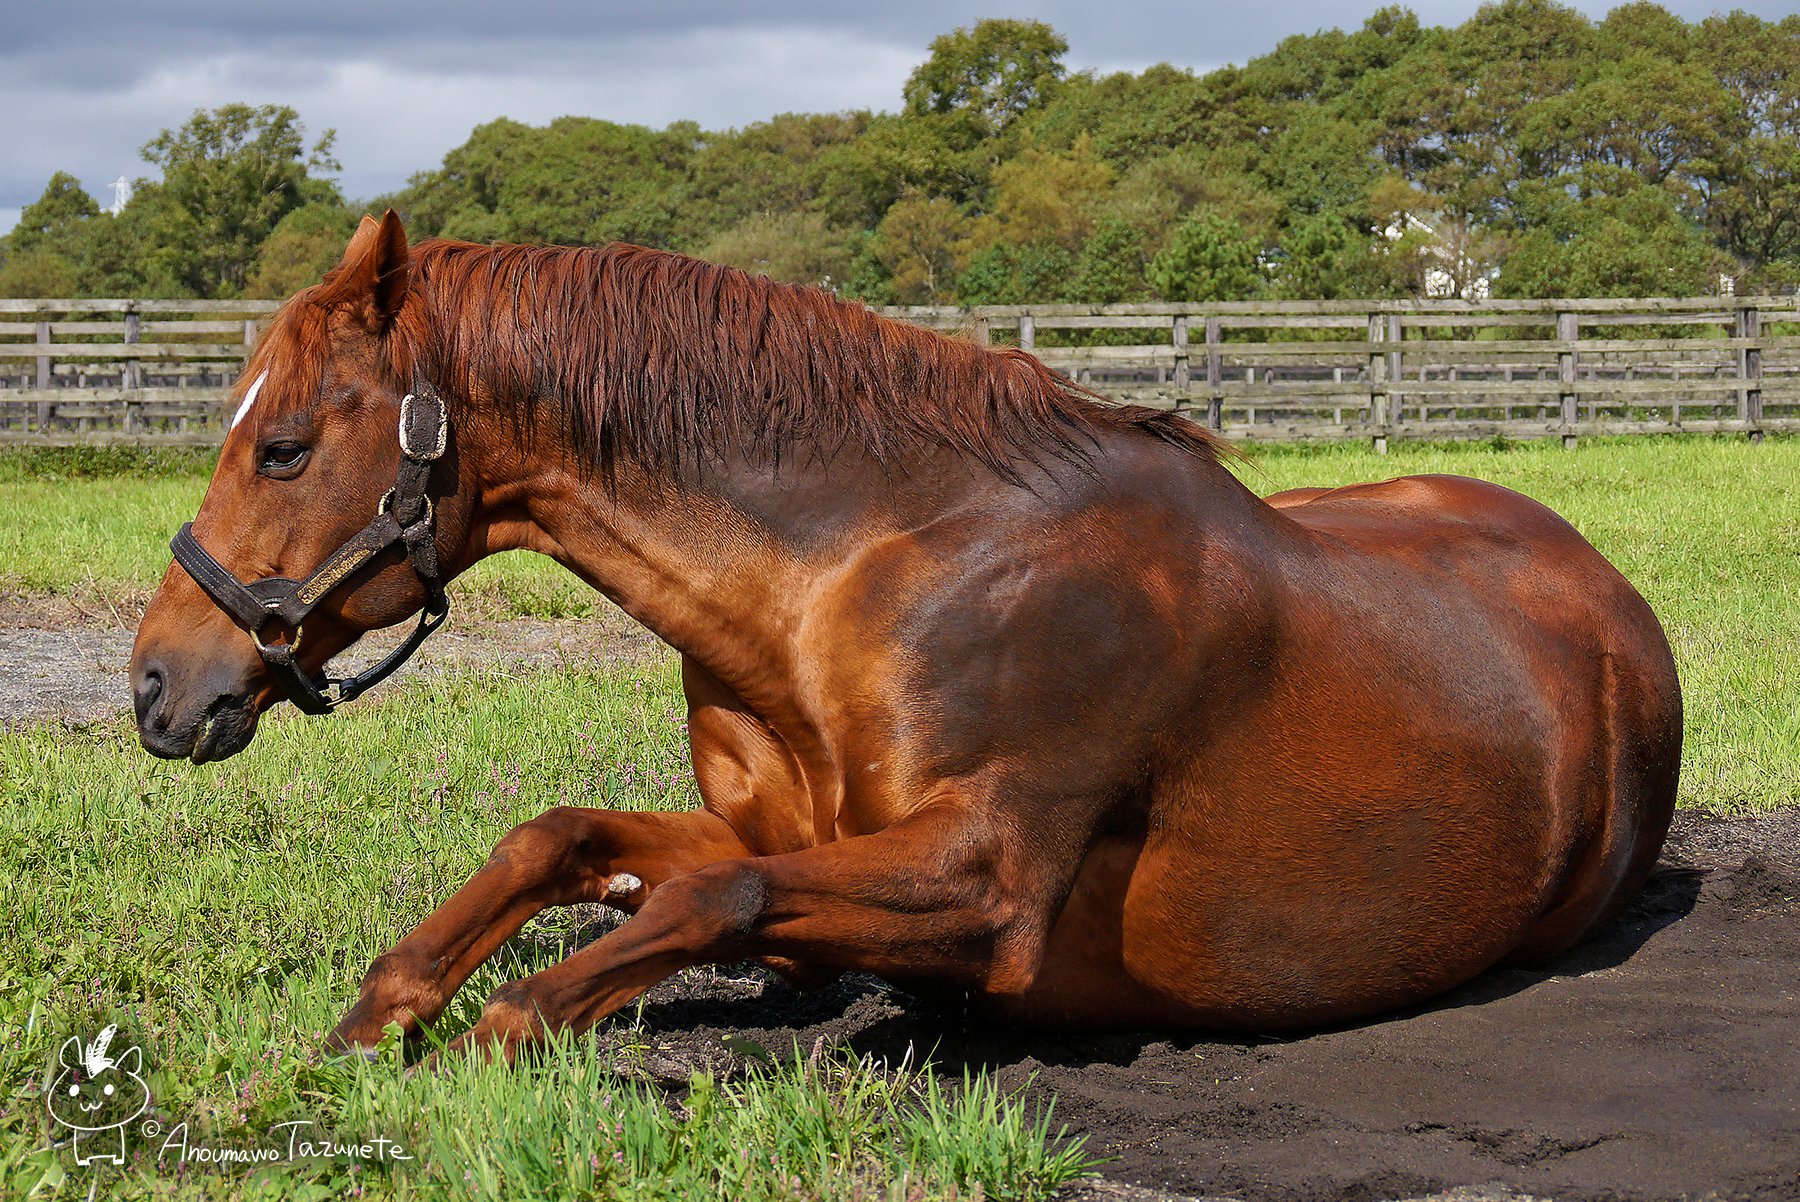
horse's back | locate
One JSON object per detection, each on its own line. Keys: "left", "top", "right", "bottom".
{"left": 1268, "top": 472, "right": 1583, "bottom": 544}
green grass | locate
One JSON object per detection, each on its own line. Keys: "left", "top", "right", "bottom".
{"left": 0, "top": 434, "right": 1794, "bottom": 1199}
{"left": 0, "top": 664, "right": 1093, "bottom": 1200}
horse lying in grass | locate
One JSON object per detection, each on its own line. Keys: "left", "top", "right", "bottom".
{"left": 130, "top": 212, "right": 1683, "bottom": 1060}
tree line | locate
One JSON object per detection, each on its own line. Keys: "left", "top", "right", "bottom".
{"left": 4, "top": 1, "right": 1798, "bottom": 305}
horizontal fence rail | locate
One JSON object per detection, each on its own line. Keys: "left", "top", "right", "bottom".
{"left": 3, "top": 296, "right": 1796, "bottom": 447}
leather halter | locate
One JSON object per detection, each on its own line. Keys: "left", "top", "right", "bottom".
{"left": 169, "top": 385, "right": 451, "bottom": 715}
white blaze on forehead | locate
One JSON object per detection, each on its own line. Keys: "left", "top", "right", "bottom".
{"left": 231, "top": 370, "right": 268, "bottom": 430}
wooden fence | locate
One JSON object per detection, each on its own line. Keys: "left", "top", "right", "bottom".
{"left": 4, "top": 296, "right": 1796, "bottom": 448}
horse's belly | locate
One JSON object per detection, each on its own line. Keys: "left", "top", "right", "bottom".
{"left": 1001, "top": 801, "right": 1554, "bottom": 1030}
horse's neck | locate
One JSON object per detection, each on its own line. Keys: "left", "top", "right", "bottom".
{"left": 468, "top": 440, "right": 880, "bottom": 707}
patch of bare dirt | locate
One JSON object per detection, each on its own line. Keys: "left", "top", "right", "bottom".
{"left": 567, "top": 815, "right": 1800, "bottom": 1202}
{"left": 0, "top": 589, "right": 664, "bottom": 725}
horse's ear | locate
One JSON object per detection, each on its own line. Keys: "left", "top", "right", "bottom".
{"left": 329, "top": 210, "right": 411, "bottom": 333}
{"left": 370, "top": 210, "right": 411, "bottom": 329}
{"left": 339, "top": 214, "right": 381, "bottom": 267}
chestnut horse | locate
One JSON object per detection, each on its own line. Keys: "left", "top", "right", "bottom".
{"left": 131, "top": 212, "right": 1682, "bottom": 1059}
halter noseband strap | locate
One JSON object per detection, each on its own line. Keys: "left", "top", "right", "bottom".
{"left": 169, "top": 385, "right": 451, "bottom": 715}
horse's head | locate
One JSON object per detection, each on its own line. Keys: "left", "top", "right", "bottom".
{"left": 132, "top": 211, "right": 467, "bottom": 762}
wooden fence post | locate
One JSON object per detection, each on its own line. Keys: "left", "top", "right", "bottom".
{"left": 971, "top": 314, "right": 991, "bottom": 347}
{"left": 34, "top": 319, "right": 52, "bottom": 435}
{"left": 1557, "top": 310, "right": 1579, "bottom": 449}
{"left": 1386, "top": 312, "right": 1404, "bottom": 431}
{"left": 1171, "top": 315, "right": 1189, "bottom": 412}
{"left": 1736, "top": 303, "right": 1763, "bottom": 443}
{"left": 1017, "top": 313, "right": 1035, "bottom": 351}
{"left": 1368, "top": 311, "right": 1388, "bottom": 453}
{"left": 1204, "top": 315, "right": 1223, "bottom": 431}
{"left": 123, "top": 309, "right": 142, "bottom": 435}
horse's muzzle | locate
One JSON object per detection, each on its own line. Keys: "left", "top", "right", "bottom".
{"left": 132, "top": 655, "right": 260, "bottom": 763}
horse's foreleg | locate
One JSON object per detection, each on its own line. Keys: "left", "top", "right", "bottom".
{"left": 447, "top": 803, "right": 1067, "bottom": 1060}
{"left": 326, "top": 806, "right": 749, "bottom": 1051}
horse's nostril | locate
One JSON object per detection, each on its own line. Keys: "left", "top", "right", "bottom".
{"left": 134, "top": 664, "right": 166, "bottom": 724}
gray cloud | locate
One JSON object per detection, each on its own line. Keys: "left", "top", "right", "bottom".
{"left": 7, "top": 1, "right": 1797, "bottom": 232}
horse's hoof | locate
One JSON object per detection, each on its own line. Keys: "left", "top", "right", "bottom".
{"left": 318, "top": 1033, "right": 382, "bottom": 1064}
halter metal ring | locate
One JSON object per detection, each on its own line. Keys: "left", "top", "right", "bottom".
{"left": 378, "top": 488, "right": 434, "bottom": 525}
{"left": 251, "top": 617, "right": 304, "bottom": 655}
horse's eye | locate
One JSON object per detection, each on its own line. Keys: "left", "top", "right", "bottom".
{"left": 258, "top": 441, "right": 310, "bottom": 476}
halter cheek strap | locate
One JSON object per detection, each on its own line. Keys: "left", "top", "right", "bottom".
{"left": 168, "top": 384, "right": 451, "bottom": 715}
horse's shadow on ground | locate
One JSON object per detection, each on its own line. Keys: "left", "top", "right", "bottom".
{"left": 626, "top": 863, "right": 1704, "bottom": 1077}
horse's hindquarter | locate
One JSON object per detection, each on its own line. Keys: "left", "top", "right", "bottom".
{"left": 1028, "top": 474, "right": 1682, "bottom": 1029}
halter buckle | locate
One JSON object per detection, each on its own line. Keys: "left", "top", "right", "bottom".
{"left": 398, "top": 390, "right": 447, "bottom": 461}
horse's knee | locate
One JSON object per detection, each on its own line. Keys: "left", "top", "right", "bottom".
{"left": 488, "top": 806, "right": 598, "bottom": 874}
{"left": 654, "top": 861, "right": 770, "bottom": 951}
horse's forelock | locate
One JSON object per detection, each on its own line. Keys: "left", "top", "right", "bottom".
{"left": 236, "top": 289, "right": 417, "bottom": 440}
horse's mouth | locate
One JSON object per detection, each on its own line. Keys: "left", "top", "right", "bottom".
{"left": 140, "top": 693, "right": 259, "bottom": 763}
{"left": 190, "top": 698, "right": 259, "bottom": 763}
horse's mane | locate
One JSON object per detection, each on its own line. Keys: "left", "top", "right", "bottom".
{"left": 286, "top": 239, "right": 1231, "bottom": 480}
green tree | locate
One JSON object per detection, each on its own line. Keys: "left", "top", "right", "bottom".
{"left": 1595, "top": 0, "right": 1692, "bottom": 60}
{"left": 1069, "top": 217, "right": 1150, "bottom": 303}
{"left": 1496, "top": 187, "right": 1720, "bottom": 297}
{"left": 1262, "top": 110, "right": 1383, "bottom": 221}
{"left": 141, "top": 103, "right": 340, "bottom": 296}
{"left": 698, "top": 210, "right": 859, "bottom": 289}
{"left": 684, "top": 112, "right": 869, "bottom": 244}
{"left": 1519, "top": 54, "right": 1728, "bottom": 203}
{"left": 1424, "top": 0, "right": 1596, "bottom": 228}
{"left": 7, "top": 9, "right": 1790, "bottom": 305}
{"left": 871, "top": 191, "right": 973, "bottom": 303}
{"left": 0, "top": 248, "right": 80, "bottom": 297}
{"left": 954, "top": 241, "right": 1074, "bottom": 305}
{"left": 7, "top": 172, "right": 100, "bottom": 257}
{"left": 1697, "top": 12, "right": 1800, "bottom": 267}
{"left": 1024, "top": 62, "right": 1216, "bottom": 161}
{"left": 1102, "top": 146, "right": 1282, "bottom": 255}
{"left": 830, "top": 109, "right": 993, "bottom": 219}
{"left": 975, "top": 134, "right": 1113, "bottom": 252}
{"left": 903, "top": 19, "right": 1068, "bottom": 131}
{"left": 244, "top": 202, "right": 360, "bottom": 298}
{"left": 395, "top": 116, "right": 697, "bottom": 248}
{"left": 1148, "top": 212, "right": 1264, "bottom": 302}
{"left": 1272, "top": 213, "right": 1364, "bottom": 299}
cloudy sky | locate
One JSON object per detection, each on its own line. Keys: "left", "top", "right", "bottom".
{"left": 4, "top": 1, "right": 1792, "bottom": 235}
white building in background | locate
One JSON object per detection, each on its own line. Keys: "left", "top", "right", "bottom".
{"left": 1380, "top": 212, "right": 1498, "bottom": 301}
{"left": 109, "top": 176, "right": 132, "bottom": 216}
